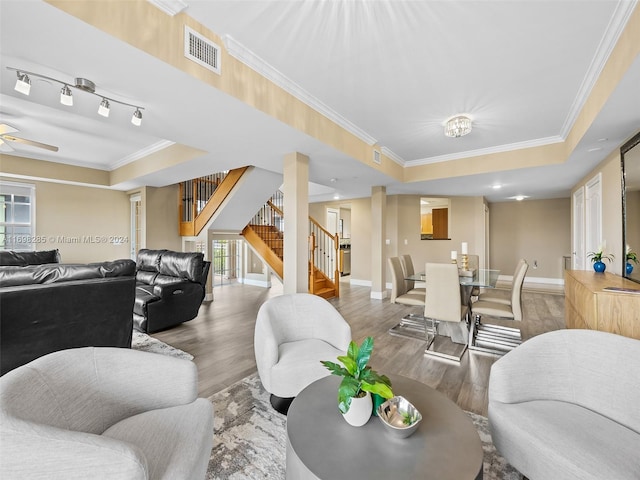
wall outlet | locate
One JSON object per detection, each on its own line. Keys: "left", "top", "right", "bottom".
{"left": 404, "top": 239, "right": 408, "bottom": 245}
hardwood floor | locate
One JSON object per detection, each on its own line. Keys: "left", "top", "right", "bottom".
{"left": 153, "top": 279, "right": 565, "bottom": 416}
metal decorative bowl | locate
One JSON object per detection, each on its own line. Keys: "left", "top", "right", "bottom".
{"left": 377, "top": 395, "right": 422, "bottom": 439}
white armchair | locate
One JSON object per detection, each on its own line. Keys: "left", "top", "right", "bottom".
{"left": 0, "top": 347, "right": 213, "bottom": 480}
{"left": 254, "top": 293, "right": 352, "bottom": 414}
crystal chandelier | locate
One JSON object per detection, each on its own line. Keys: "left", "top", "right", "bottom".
{"left": 444, "top": 115, "right": 472, "bottom": 138}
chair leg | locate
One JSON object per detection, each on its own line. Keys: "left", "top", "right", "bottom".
{"left": 468, "top": 314, "right": 522, "bottom": 356}
{"left": 270, "top": 394, "right": 294, "bottom": 415}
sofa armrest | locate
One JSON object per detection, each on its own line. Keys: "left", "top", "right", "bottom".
{"left": 152, "top": 280, "right": 200, "bottom": 301}
{"left": 1, "top": 348, "right": 199, "bottom": 433}
{"left": 1, "top": 417, "right": 148, "bottom": 479}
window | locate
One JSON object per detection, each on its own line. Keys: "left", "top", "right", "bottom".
{"left": 1, "top": 181, "right": 35, "bottom": 251}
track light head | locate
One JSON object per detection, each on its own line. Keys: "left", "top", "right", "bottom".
{"left": 131, "top": 108, "right": 143, "bottom": 126}
{"left": 15, "top": 72, "right": 31, "bottom": 95}
{"left": 98, "top": 98, "right": 110, "bottom": 117}
{"left": 60, "top": 85, "right": 73, "bottom": 106}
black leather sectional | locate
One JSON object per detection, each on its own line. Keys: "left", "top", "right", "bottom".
{"left": 133, "top": 249, "right": 211, "bottom": 333}
{"left": 0, "top": 257, "right": 136, "bottom": 375}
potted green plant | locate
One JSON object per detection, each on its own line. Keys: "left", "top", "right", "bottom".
{"left": 626, "top": 245, "right": 638, "bottom": 275}
{"left": 321, "top": 336, "right": 393, "bottom": 426}
{"left": 587, "top": 245, "right": 614, "bottom": 273}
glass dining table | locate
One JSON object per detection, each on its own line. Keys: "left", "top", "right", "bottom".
{"left": 389, "top": 268, "right": 500, "bottom": 342}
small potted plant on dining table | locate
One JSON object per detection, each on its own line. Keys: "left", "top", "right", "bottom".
{"left": 321, "top": 336, "right": 394, "bottom": 427}
{"left": 587, "top": 245, "right": 614, "bottom": 273}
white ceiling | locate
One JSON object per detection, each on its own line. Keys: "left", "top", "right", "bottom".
{"left": 1, "top": 0, "right": 639, "bottom": 203}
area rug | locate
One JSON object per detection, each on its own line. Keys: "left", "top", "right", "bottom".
{"left": 207, "top": 373, "right": 523, "bottom": 480}
{"left": 131, "top": 331, "right": 194, "bottom": 361}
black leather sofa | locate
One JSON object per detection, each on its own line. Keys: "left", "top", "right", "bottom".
{"left": 0, "top": 259, "right": 136, "bottom": 376}
{"left": 133, "top": 249, "right": 211, "bottom": 333}
{"left": 0, "top": 249, "right": 61, "bottom": 266}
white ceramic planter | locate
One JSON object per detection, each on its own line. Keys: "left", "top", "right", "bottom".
{"left": 342, "top": 392, "right": 372, "bottom": 427}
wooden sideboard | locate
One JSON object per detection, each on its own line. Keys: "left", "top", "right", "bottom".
{"left": 564, "top": 270, "right": 640, "bottom": 340}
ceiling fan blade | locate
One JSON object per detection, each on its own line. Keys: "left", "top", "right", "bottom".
{"left": 0, "top": 124, "right": 18, "bottom": 136}
{"left": 1, "top": 135, "right": 59, "bottom": 152}
{"left": 0, "top": 138, "right": 15, "bottom": 152}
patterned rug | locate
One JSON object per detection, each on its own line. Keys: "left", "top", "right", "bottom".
{"left": 207, "top": 374, "right": 523, "bottom": 480}
{"left": 131, "top": 331, "right": 194, "bottom": 361}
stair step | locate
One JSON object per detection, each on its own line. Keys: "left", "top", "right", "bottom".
{"left": 314, "top": 287, "right": 336, "bottom": 299}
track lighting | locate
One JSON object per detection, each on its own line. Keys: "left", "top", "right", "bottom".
{"left": 98, "top": 98, "right": 110, "bottom": 117}
{"left": 60, "top": 85, "right": 73, "bottom": 106}
{"left": 7, "top": 66, "right": 145, "bottom": 126}
{"left": 14, "top": 72, "right": 31, "bottom": 95}
{"left": 131, "top": 108, "right": 143, "bottom": 126}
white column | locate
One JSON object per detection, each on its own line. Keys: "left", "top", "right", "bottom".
{"left": 371, "top": 186, "right": 387, "bottom": 299}
{"left": 283, "top": 152, "right": 310, "bottom": 294}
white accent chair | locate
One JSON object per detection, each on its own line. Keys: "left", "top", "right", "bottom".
{"left": 489, "top": 329, "right": 640, "bottom": 480}
{"left": 254, "top": 293, "right": 352, "bottom": 414}
{"left": 0, "top": 347, "right": 213, "bottom": 480}
{"left": 423, "top": 262, "right": 469, "bottom": 362}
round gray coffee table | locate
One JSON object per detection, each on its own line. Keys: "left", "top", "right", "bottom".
{"left": 286, "top": 374, "right": 483, "bottom": 480}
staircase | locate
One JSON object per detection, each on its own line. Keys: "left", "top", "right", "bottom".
{"left": 242, "top": 192, "right": 339, "bottom": 298}
{"left": 179, "top": 167, "right": 249, "bottom": 236}
{"left": 179, "top": 172, "right": 339, "bottom": 298}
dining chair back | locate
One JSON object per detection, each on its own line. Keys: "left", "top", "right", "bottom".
{"left": 388, "top": 257, "right": 425, "bottom": 306}
{"left": 477, "top": 258, "right": 526, "bottom": 306}
{"left": 400, "top": 254, "right": 425, "bottom": 294}
{"left": 423, "top": 263, "right": 469, "bottom": 361}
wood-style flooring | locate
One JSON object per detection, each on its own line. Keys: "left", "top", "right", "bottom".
{"left": 153, "top": 279, "right": 565, "bottom": 416}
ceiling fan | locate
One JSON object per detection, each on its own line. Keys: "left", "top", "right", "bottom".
{"left": 0, "top": 123, "right": 58, "bottom": 153}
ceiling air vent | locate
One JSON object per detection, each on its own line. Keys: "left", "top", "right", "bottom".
{"left": 373, "top": 149, "right": 381, "bottom": 165}
{"left": 184, "top": 26, "right": 221, "bottom": 75}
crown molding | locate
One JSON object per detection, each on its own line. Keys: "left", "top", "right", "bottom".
{"left": 380, "top": 146, "right": 405, "bottom": 166}
{"left": 223, "top": 35, "right": 378, "bottom": 147}
{"left": 559, "top": 0, "right": 637, "bottom": 138}
{"left": 406, "top": 135, "right": 564, "bottom": 167}
{"left": 110, "top": 140, "right": 175, "bottom": 170}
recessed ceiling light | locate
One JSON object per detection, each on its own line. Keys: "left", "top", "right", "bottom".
{"left": 597, "top": 138, "right": 608, "bottom": 142}
{"left": 587, "top": 147, "right": 602, "bottom": 152}
{"left": 333, "top": 193, "right": 340, "bottom": 200}
{"left": 492, "top": 184, "right": 502, "bottom": 190}
{"left": 514, "top": 195, "right": 527, "bottom": 201}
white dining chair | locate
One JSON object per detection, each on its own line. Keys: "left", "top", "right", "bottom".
{"left": 469, "top": 260, "right": 528, "bottom": 355}
{"left": 399, "top": 254, "right": 426, "bottom": 295}
{"left": 423, "top": 262, "right": 469, "bottom": 362}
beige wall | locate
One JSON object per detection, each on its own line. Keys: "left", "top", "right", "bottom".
{"left": 1, "top": 177, "right": 183, "bottom": 263}
{"left": 572, "top": 150, "right": 624, "bottom": 276}
{"left": 312, "top": 194, "right": 489, "bottom": 284}
{"left": 1, "top": 177, "right": 131, "bottom": 263}
{"left": 489, "top": 198, "right": 571, "bottom": 280}
{"left": 144, "top": 185, "right": 181, "bottom": 251}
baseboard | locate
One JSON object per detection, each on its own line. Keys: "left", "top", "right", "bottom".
{"left": 242, "top": 278, "right": 271, "bottom": 288}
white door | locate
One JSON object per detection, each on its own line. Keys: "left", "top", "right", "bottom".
{"left": 585, "top": 173, "right": 603, "bottom": 262}
{"left": 572, "top": 187, "right": 585, "bottom": 270}
{"left": 326, "top": 208, "right": 339, "bottom": 235}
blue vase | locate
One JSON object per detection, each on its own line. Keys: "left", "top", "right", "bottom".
{"left": 593, "top": 261, "right": 606, "bottom": 273}
{"left": 627, "top": 262, "right": 634, "bottom": 275}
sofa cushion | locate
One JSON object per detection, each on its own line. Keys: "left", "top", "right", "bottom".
{"left": 0, "top": 260, "right": 135, "bottom": 287}
{"left": 136, "top": 270, "right": 158, "bottom": 285}
{"left": 103, "top": 398, "right": 213, "bottom": 480}
{"left": 0, "top": 249, "right": 61, "bottom": 266}
{"left": 158, "top": 251, "right": 204, "bottom": 283}
{"left": 134, "top": 287, "right": 160, "bottom": 317}
{"left": 270, "top": 338, "right": 342, "bottom": 397}
{"left": 490, "top": 400, "right": 640, "bottom": 480}
{"left": 136, "top": 249, "right": 165, "bottom": 272}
